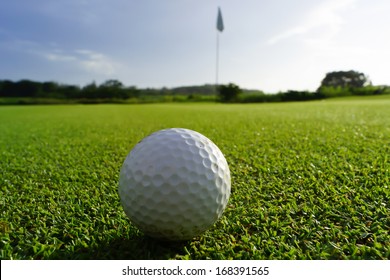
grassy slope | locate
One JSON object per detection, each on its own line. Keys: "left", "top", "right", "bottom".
{"left": 0, "top": 99, "right": 389, "bottom": 259}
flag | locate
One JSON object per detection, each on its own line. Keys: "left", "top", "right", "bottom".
{"left": 217, "top": 7, "right": 224, "bottom": 32}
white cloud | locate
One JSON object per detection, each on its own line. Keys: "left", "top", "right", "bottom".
{"left": 0, "top": 37, "right": 122, "bottom": 81}
{"left": 38, "top": 48, "right": 120, "bottom": 76}
{"left": 75, "top": 49, "right": 118, "bottom": 76}
{"left": 44, "top": 51, "right": 77, "bottom": 62}
{"left": 267, "top": 0, "right": 356, "bottom": 45}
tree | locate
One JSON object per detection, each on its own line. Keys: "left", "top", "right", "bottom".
{"left": 100, "top": 79, "right": 123, "bottom": 89}
{"left": 317, "top": 70, "right": 372, "bottom": 98}
{"left": 97, "top": 79, "right": 124, "bottom": 99}
{"left": 82, "top": 82, "right": 98, "bottom": 98}
{"left": 59, "top": 85, "right": 81, "bottom": 99}
{"left": 319, "top": 70, "right": 371, "bottom": 89}
{"left": 0, "top": 80, "right": 16, "bottom": 97}
{"left": 218, "top": 83, "right": 242, "bottom": 102}
{"left": 40, "top": 81, "right": 60, "bottom": 98}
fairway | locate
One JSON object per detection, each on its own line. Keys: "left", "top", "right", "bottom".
{"left": 0, "top": 98, "right": 389, "bottom": 259}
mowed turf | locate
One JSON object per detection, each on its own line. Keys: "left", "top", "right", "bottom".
{"left": 0, "top": 97, "right": 389, "bottom": 259}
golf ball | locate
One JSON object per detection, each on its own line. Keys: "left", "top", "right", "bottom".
{"left": 118, "top": 128, "right": 231, "bottom": 240}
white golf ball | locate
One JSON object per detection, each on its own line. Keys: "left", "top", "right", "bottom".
{"left": 118, "top": 128, "right": 231, "bottom": 240}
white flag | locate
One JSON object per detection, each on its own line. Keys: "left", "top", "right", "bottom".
{"left": 217, "top": 7, "right": 224, "bottom": 32}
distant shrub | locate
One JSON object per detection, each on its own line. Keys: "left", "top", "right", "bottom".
{"left": 351, "top": 85, "right": 388, "bottom": 96}
{"left": 239, "top": 94, "right": 268, "bottom": 103}
{"left": 280, "top": 90, "right": 318, "bottom": 101}
{"left": 218, "top": 83, "right": 242, "bottom": 102}
{"left": 316, "top": 86, "right": 352, "bottom": 98}
{"left": 316, "top": 85, "right": 390, "bottom": 98}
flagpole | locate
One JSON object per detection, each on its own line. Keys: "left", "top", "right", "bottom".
{"left": 216, "top": 30, "right": 220, "bottom": 88}
{"left": 215, "top": 7, "right": 224, "bottom": 93}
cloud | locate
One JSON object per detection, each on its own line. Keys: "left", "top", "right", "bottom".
{"left": 0, "top": 37, "right": 121, "bottom": 79}
{"left": 44, "top": 51, "right": 77, "bottom": 62}
{"left": 40, "top": 48, "right": 120, "bottom": 76}
{"left": 75, "top": 49, "right": 118, "bottom": 76}
{"left": 267, "top": 0, "right": 356, "bottom": 45}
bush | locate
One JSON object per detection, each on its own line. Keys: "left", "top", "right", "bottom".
{"left": 280, "top": 90, "right": 317, "bottom": 101}
{"left": 351, "top": 85, "right": 388, "bottom": 96}
{"left": 218, "top": 83, "right": 242, "bottom": 102}
{"left": 239, "top": 94, "right": 268, "bottom": 103}
{"left": 316, "top": 86, "right": 352, "bottom": 98}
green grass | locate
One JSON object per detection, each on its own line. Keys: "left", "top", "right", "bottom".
{"left": 0, "top": 98, "right": 389, "bottom": 259}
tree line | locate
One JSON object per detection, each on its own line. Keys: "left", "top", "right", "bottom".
{"left": 1, "top": 70, "right": 389, "bottom": 104}
{"left": 0, "top": 79, "right": 139, "bottom": 100}
{"left": 0, "top": 79, "right": 224, "bottom": 104}
{"left": 219, "top": 70, "right": 389, "bottom": 103}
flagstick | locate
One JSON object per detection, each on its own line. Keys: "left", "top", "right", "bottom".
{"left": 216, "top": 30, "right": 220, "bottom": 90}
{"left": 215, "top": 6, "right": 223, "bottom": 94}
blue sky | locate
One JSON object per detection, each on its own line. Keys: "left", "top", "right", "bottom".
{"left": 1, "top": 0, "right": 389, "bottom": 92}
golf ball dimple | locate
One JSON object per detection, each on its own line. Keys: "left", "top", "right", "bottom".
{"left": 118, "top": 128, "right": 231, "bottom": 240}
